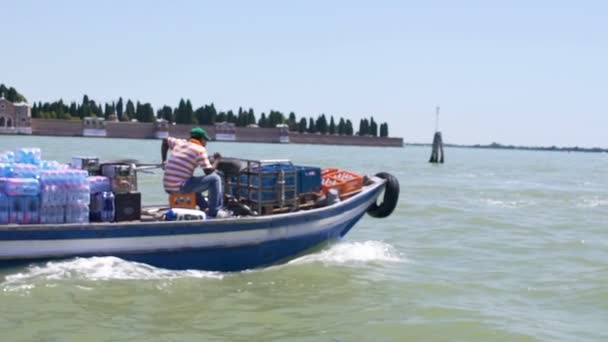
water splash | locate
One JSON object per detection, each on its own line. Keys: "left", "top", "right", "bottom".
{"left": 287, "top": 241, "right": 403, "bottom": 266}
{"left": 1, "top": 256, "right": 223, "bottom": 290}
{"left": 577, "top": 196, "right": 608, "bottom": 208}
{"left": 481, "top": 198, "right": 535, "bottom": 208}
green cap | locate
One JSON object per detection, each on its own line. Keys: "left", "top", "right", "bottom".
{"left": 190, "top": 127, "right": 211, "bottom": 141}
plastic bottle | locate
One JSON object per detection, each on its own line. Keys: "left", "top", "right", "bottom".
{"left": 23, "top": 196, "right": 40, "bottom": 224}
{"left": 0, "top": 192, "right": 9, "bottom": 224}
{"left": 89, "top": 193, "right": 103, "bottom": 222}
{"left": 9, "top": 196, "right": 24, "bottom": 224}
{"left": 101, "top": 191, "right": 115, "bottom": 222}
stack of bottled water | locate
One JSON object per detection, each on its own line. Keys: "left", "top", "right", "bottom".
{"left": 0, "top": 147, "right": 93, "bottom": 225}
{"left": 0, "top": 148, "right": 42, "bottom": 224}
{"left": 88, "top": 176, "right": 113, "bottom": 222}
{"left": 40, "top": 169, "right": 90, "bottom": 224}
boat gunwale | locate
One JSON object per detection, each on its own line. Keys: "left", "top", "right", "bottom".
{"left": 0, "top": 177, "right": 386, "bottom": 232}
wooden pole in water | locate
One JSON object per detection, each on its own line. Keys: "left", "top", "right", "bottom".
{"left": 429, "top": 107, "right": 445, "bottom": 163}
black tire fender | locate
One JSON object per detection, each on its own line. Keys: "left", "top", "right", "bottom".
{"left": 367, "top": 172, "right": 399, "bottom": 218}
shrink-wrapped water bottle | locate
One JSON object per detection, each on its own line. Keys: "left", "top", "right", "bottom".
{"left": 0, "top": 151, "right": 15, "bottom": 163}
{"left": 4, "top": 178, "right": 40, "bottom": 196}
{"left": 8, "top": 196, "right": 24, "bottom": 224}
{"left": 89, "top": 193, "right": 103, "bottom": 222}
{"left": 14, "top": 147, "right": 41, "bottom": 165}
{"left": 0, "top": 192, "right": 9, "bottom": 224}
{"left": 23, "top": 196, "right": 40, "bottom": 224}
{"left": 0, "top": 163, "right": 14, "bottom": 177}
{"left": 12, "top": 163, "right": 39, "bottom": 178}
{"left": 65, "top": 203, "right": 89, "bottom": 223}
{"left": 101, "top": 192, "right": 115, "bottom": 222}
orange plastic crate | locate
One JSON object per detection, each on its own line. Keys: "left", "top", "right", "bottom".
{"left": 322, "top": 170, "right": 363, "bottom": 197}
{"left": 169, "top": 193, "right": 197, "bottom": 209}
{"left": 322, "top": 167, "right": 339, "bottom": 176}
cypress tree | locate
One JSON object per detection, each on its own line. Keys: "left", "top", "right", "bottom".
{"left": 125, "top": 100, "right": 135, "bottom": 121}
{"left": 338, "top": 118, "right": 346, "bottom": 135}
{"left": 308, "top": 117, "right": 315, "bottom": 133}
{"left": 370, "top": 117, "right": 378, "bottom": 137}
{"left": 329, "top": 116, "right": 336, "bottom": 134}
{"left": 247, "top": 108, "right": 256, "bottom": 125}
{"left": 116, "top": 97, "right": 124, "bottom": 120}
{"left": 346, "top": 120, "right": 354, "bottom": 135}
{"left": 258, "top": 113, "right": 267, "bottom": 127}
{"left": 185, "top": 100, "right": 195, "bottom": 124}
{"left": 288, "top": 112, "right": 297, "bottom": 130}
{"left": 298, "top": 118, "right": 307, "bottom": 133}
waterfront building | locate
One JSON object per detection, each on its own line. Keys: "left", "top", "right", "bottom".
{"left": 0, "top": 97, "right": 32, "bottom": 134}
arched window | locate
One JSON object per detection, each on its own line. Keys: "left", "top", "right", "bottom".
{"left": 0, "top": 117, "right": 5, "bottom": 127}
{"left": 7, "top": 118, "right": 12, "bottom": 127}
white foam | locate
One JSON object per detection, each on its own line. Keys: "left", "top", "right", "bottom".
{"left": 287, "top": 241, "right": 403, "bottom": 266}
{"left": 577, "top": 196, "right": 608, "bottom": 208}
{"left": 482, "top": 198, "right": 534, "bottom": 208}
{"left": 1, "top": 256, "right": 223, "bottom": 290}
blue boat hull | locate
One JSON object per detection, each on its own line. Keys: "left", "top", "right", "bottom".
{"left": 0, "top": 179, "right": 384, "bottom": 272}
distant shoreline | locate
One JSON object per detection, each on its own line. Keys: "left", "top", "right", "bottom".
{"left": 405, "top": 142, "right": 608, "bottom": 153}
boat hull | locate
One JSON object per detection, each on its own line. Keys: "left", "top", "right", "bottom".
{"left": 0, "top": 179, "right": 384, "bottom": 271}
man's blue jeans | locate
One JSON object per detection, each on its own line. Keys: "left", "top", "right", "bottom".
{"left": 179, "top": 173, "right": 223, "bottom": 217}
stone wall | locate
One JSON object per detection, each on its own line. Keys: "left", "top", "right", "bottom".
{"left": 30, "top": 119, "right": 403, "bottom": 147}
{"left": 31, "top": 119, "right": 82, "bottom": 136}
{"left": 105, "top": 122, "right": 157, "bottom": 139}
{"left": 289, "top": 132, "right": 403, "bottom": 147}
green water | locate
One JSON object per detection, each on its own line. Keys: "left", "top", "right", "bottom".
{"left": 1, "top": 136, "right": 607, "bottom": 341}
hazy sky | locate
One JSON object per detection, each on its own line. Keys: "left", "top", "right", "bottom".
{"left": 3, "top": 0, "right": 607, "bottom": 147}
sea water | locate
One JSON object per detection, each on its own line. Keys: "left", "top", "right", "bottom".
{"left": 0, "top": 136, "right": 607, "bottom": 341}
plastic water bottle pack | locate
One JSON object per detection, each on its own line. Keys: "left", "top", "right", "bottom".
{"left": 0, "top": 147, "right": 93, "bottom": 225}
{"left": 3, "top": 178, "right": 40, "bottom": 197}
{"left": 0, "top": 192, "right": 9, "bottom": 224}
{"left": 0, "top": 163, "right": 14, "bottom": 177}
{"left": 88, "top": 176, "right": 111, "bottom": 194}
{"left": 14, "top": 147, "right": 42, "bottom": 165}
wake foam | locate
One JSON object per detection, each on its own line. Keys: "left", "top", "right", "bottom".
{"left": 287, "top": 241, "right": 403, "bottom": 266}
{"left": 1, "top": 256, "right": 223, "bottom": 289}
{"left": 577, "top": 196, "right": 608, "bottom": 208}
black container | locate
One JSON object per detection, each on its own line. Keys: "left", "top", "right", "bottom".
{"left": 114, "top": 192, "right": 141, "bottom": 222}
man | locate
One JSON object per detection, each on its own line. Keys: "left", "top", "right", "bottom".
{"left": 161, "top": 127, "right": 227, "bottom": 217}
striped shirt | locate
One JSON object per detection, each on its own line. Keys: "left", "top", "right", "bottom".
{"left": 163, "top": 137, "right": 212, "bottom": 192}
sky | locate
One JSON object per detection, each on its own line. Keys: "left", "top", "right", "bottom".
{"left": 2, "top": 0, "right": 607, "bottom": 148}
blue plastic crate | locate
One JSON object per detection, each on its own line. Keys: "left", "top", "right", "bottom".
{"left": 230, "top": 163, "right": 297, "bottom": 202}
{"left": 296, "top": 166, "right": 322, "bottom": 194}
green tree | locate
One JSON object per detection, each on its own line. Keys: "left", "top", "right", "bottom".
{"left": 247, "top": 108, "right": 256, "bottom": 125}
{"left": 139, "top": 103, "right": 155, "bottom": 122}
{"left": 369, "top": 117, "right": 378, "bottom": 137}
{"left": 125, "top": 100, "right": 135, "bottom": 121}
{"left": 338, "top": 118, "right": 346, "bottom": 135}
{"left": 31, "top": 103, "right": 39, "bottom": 118}
{"left": 0, "top": 84, "right": 27, "bottom": 102}
{"left": 346, "top": 120, "right": 354, "bottom": 135}
{"left": 298, "top": 118, "right": 307, "bottom": 133}
{"left": 329, "top": 116, "right": 336, "bottom": 134}
{"left": 116, "top": 97, "right": 124, "bottom": 120}
{"left": 258, "top": 112, "right": 267, "bottom": 127}
{"left": 288, "top": 112, "right": 297, "bottom": 130}
{"left": 316, "top": 114, "right": 328, "bottom": 134}
{"left": 308, "top": 117, "right": 315, "bottom": 133}
{"left": 158, "top": 105, "right": 173, "bottom": 123}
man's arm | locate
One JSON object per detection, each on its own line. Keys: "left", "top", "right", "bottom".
{"left": 161, "top": 138, "right": 169, "bottom": 167}
{"left": 203, "top": 152, "right": 221, "bottom": 175}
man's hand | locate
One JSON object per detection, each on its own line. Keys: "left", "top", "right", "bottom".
{"left": 213, "top": 152, "right": 222, "bottom": 161}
